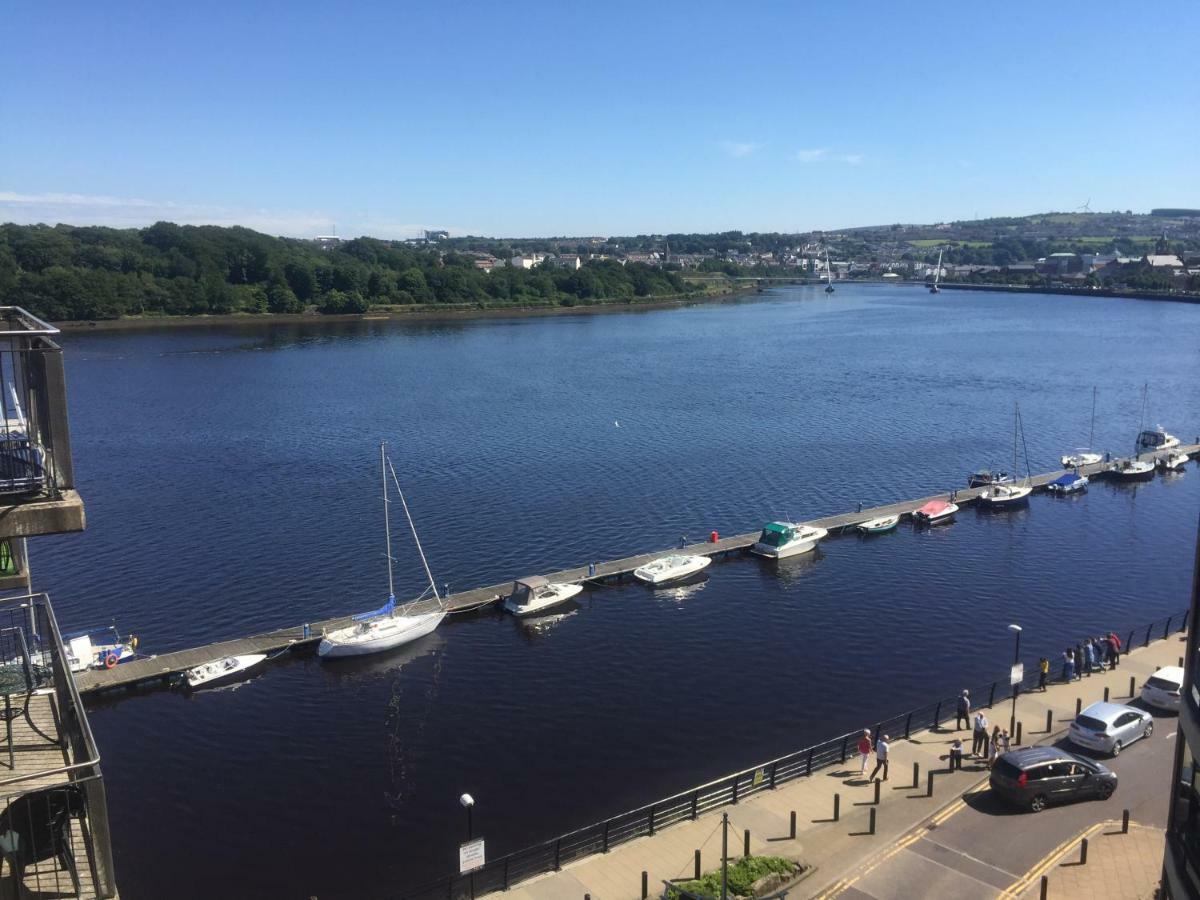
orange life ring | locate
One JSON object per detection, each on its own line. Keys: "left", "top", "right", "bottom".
{"left": 104, "top": 654, "right": 118, "bottom": 669}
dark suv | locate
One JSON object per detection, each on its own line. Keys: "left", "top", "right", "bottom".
{"left": 989, "top": 746, "right": 1118, "bottom": 812}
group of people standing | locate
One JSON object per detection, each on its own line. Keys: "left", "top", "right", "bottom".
{"left": 952, "top": 691, "right": 1010, "bottom": 768}
{"left": 1061, "top": 632, "right": 1122, "bottom": 682}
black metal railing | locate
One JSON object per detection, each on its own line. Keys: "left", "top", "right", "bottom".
{"left": 0, "top": 592, "right": 115, "bottom": 897}
{"left": 401, "top": 609, "right": 1187, "bottom": 900}
{"left": 0, "top": 308, "right": 75, "bottom": 499}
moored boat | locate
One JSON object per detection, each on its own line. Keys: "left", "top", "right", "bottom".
{"left": 1047, "top": 472, "right": 1088, "bottom": 494}
{"left": 856, "top": 514, "right": 899, "bottom": 534}
{"left": 752, "top": 522, "right": 828, "bottom": 558}
{"left": 502, "top": 577, "right": 584, "bottom": 616}
{"left": 633, "top": 554, "right": 711, "bottom": 586}
{"left": 1158, "top": 450, "right": 1190, "bottom": 471}
{"left": 1060, "top": 450, "right": 1103, "bottom": 468}
{"left": 63, "top": 625, "right": 139, "bottom": 673}
{"left": 913, "top": 499, "right": 958, "bottom": 526}
{"left": 1137, "top": 425, "right": 1180, "bottom": 453}
{"left": 185, "top": 653, "right": 267, "bottom": 689}
{"left": 1110, "top": 457, "right": 1155, "bottom": 481}
{"left": 967, "top": 469, "right": 1012, "bottom": 488}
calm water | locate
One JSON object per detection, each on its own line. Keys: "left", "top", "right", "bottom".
{"left": 33, "top": 285, "right": 1200, "bottom": 898}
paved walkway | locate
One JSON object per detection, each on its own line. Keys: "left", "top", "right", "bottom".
{"left": 1013, "top": 821, "right": 1165, "bottom": 900}
{"left": 483, "top": 628, "right": 1185, "bottom": 899}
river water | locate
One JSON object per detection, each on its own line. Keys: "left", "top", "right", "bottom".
{"left": 34, "top": 285, "right": 1200, "bottom": 898}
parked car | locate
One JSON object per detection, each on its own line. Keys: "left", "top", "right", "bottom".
{"left": 1068, "top": 701, "right": 1153, "bottom": 756}
{"left": 990, "top": 747, "right": 1117, "bottom": 812}
{"left": 1141, "top": 666, "right": 1185, "bottom": 712}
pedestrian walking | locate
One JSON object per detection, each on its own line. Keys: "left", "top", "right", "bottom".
{"left": 949, "top": 738, "right": 964, "bottom": 771}
{"left": 956, "top": 690, "right": 971, "bottom": 731}
{"left": 1038, "top": 656, "right": 1049, "bottom": 691}
{"left": 1108, "top": 631, "right": 1122, "bottom": 669}
{"left": 869, "top": 734, "right": 890, "bottom": 782}
{"left": 988, "top": 725, "right": 1002, "bottom": 767}
{"left": 971, "top": 711, "right": 989, "bottom": 757}
{"left": 857, "top": 729, "right": 872, "bottom": 776}
{"left": 1063, "top": 649, "right": 1076, "bottom": 683}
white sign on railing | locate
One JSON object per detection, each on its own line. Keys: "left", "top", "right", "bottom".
{"left": 1010, "top": 663, "right": 1024, "bottom": 686}
{"left": 459, "top": 838, "right": 485, "bottom": 873}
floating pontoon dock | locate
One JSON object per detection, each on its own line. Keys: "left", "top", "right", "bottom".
{"left": 73, "top": 446, "right": 1197, "bottom": 695}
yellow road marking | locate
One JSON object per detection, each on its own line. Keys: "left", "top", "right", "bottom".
{"left": 1000, "top": 819, "right": 1123, "bottom": 898}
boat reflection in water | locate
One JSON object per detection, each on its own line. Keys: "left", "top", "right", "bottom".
{"left": 653, "top": 573, "right": 710, "bottom": 604}
{"left": 766, "top": 547, "right": 824, "bottom": 586}
{"left": 318, "top": 632, "right": 445, "bottom": 684}
{"left": 516, "top": 603, "right": 580, "bottom": 640}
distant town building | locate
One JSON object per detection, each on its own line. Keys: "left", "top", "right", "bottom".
{"left": 315, "top": 235, "right": 343, "bottom": 250}
{"left": 424, "top": 229, "right": 450, "bottom": 241}
{"left": 552, "top": 254, "right": 582, "bottom": 270}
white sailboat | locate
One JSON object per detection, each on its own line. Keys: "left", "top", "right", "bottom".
{"left": 1111, "top": 385, "right": 1157, "bottom": 481}
{"left": 929, "top": 249, "right": 942, "bottom": 294}
{"left": 824, "top": 248, "right": 835, "bottom": 293}
{"left": 1061, "top": 387, "right": 1103, "bottom": 468}
{"left": 318, "top": 444, "right": 446, "bottom": 659}
{"left": 978, "top": 403, "right": 1033, "bottom": 508}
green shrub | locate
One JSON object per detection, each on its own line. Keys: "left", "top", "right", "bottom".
{"left": 666, "top": 855, "right": 795, "bottom": 898}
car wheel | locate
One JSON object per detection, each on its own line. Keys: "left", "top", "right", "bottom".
{"left": 1098, "top": 782, "right": 1115, "bottom": 800}
{"left": 1145, "top": 721, "right": 1154, "bottom": 738}
{"left": 1111, "top": 741, "right": 1122, "bottom": 757}
{"left": 1029, "top": 794, "right": 1048, "bottom": 812}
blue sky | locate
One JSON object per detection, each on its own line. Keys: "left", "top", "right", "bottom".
{"left": 2, "top": 0, "right": 1196, "bottom": 238}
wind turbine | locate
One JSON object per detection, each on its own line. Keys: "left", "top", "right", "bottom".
{"left": 1076, "top": 198, "right": 1092, "bottom": 213}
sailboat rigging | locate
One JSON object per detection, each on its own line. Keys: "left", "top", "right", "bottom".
{"left": 1060, "top": 386, "right": 1102, "bottom": 468}
{"left": 929, "top": 249, "right": 942, "bottom": 294}
{"left": 978, "top": 403, "right": 1033, "bottom": 508}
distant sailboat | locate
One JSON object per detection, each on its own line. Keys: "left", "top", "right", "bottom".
{"left": 1061, "top": 387, "right": 1103, "bottom": 468}
{"left": 978, "top": 403, "right": 1033, "bottom": 508}
{"left": 824, "top": 248, "right": 835, "bottom": 293}
{"left": 929, "top": 249, "right": 943, "bottom": 294}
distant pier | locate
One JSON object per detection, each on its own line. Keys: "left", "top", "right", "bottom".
{"left": 74, "top": 445, "right": 1197, "bottom": 695}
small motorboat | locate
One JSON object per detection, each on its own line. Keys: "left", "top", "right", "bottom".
{"left": 1060, "top": 450, "right": 1103, "bottom": 468}
{"left": 633, "top": 554, "right": 711, "bottom": 586}
{"left": 752, "top": 522, "right": 828, "bottom": 559}
{"left": 1158, "top": 451, "right": 1190, "bottom": 471}
{"left": 502, "top": 577, "right": 584, "bottom": 617}
{"left": 977, "top": 482, "right": 1033, "bottom": 509}
{"left": 1047, "top": 472, "right": 1088, "bottom": 495}
{"left": 856, "top": 514, "right": 899, "bottom": 534}
{"left": 184, "top": 654, "right": 267, "bottom": 689}
{"left": 1110, "top": 457, "right": 1155, "bottom": 481}
{"left": 967, "top": 469, "right": 1012, "bottom": 488}
{"left": 913, "top": 499, "right": 958, "bottom": 526}
{"left": 62, "top": 625, "right": 139, "bottom": 673}
{"left": 1137, "top": 426, "right": 1180, "bottom": 453}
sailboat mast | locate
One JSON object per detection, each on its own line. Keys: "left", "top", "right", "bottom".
{"left": 382, "top": 442, "right": 395, "bottom": 598}
{"left": 935, "top": 249, "right": 942, "bottom": 285}
{"left": 1017, "top": 402, "right": 1032, "bottom": 483}
{"left": 388, "top": 457, "right": 442, "bottom": 604}
{"left": 1088, "top": 386, "right": 1096, "bottom": 448}
{"left": 1012, "top": 403, "right": 1018, "bottom": 477}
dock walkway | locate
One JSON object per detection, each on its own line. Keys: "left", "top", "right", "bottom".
{"left": 74, "top": 446, "right": 1196, "bottom": 695}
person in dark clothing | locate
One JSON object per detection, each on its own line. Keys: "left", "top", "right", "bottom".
{"left": 949, "top": 738, "right": 964, "bottom": 771}
{"left": 956, "top": 690, "right": 970, "bottom": 730}
{"left": 1108, "top": 632, "right": 1121, "bottom": 668}
{"left": 971, "top": 712, "right": 988, "bottom": 757}
{"left": 869, "top": 735, "right": 890, "bottom": 782}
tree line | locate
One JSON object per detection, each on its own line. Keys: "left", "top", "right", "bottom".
{"left": 0, "top": 222, "right": 687, "bottom": 320}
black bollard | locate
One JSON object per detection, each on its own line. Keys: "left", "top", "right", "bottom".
{"left": 1129, "top": 676, "right": 1135, "bottom": 697}
{"left": 1104, "top": 686, "right": 1110, "bottom": 702}
{"left": 1122, "top": 809, "right": 1130, "bottom": 834}
{"left": 912, "top": 761, "right": 920, "bottom": 788}
{"left": 873, "top": 780, "right": 881, "bottom": 805}
{"left": 1075, "top": 697, "right": 1081, "bottom": 716}
{"left": 790, "top": 810, "right": 797, "bottom": 840}
{"left": 743, "top": 828, "right": 750, "bottom": 858}
{"left": 1040, "top": 875, "right": 1048, "bottom": 900}
{"left": 694, "top": 849, "right": 701, "bottom": 880}
{"left": 833, "top": 793, "right": 840, "bottom": 822}
{"left": 1046, "top": 709, "right": 1053, "bottom": 733}
{"left": 641, "top": 870, "right": 648, "bottom": 899}
{"left": 1080, "top": 838, "right": 1088, "bottom": 865}
{"left": 927, "top": 771, "right": 935, "bottom": 797}
{"left": 1016, "top": 721, "right": 1023, "bottom": 745}
{"left": 868, "top": 807, "right": 876, "bottom": 835}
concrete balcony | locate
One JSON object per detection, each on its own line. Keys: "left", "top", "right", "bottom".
{"left": 0, "top": 309, "right": 83, "bottom": 540}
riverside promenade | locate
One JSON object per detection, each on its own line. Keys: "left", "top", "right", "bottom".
{"left": 479, "top": 626, "right": 1187, "bottom": 899}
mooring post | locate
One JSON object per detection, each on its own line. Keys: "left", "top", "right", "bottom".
{"left": 1123, "top": 809, "right": 1130, "bottom": 834}
{"left": 833, "top": 793, "right": 840, "bottom": 822}
{"left": 790, "top": 810, "right": 797, "bottom": 839}
{"left": 868, "top": 807, "right": 876, "bottom": 835}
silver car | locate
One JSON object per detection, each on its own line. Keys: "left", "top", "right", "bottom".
{"left": 1068, "top": 701, "right": 1153, "bottom": 756}
{"left": 1141, "top": 666, "right": 1184, "bottom": 711}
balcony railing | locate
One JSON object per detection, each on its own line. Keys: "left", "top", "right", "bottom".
{"left": 0, "top": 591, "right": 115, "bottom": 897}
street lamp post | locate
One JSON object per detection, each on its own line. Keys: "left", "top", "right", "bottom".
{"left": 1008, "top": 624, "right": 1022, "bottom": 734}
{"left": 460, "top": 794, "right": 476, "bottom": 900}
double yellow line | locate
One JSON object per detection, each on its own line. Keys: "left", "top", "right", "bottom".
{"left": 999, "top": 820, "right": 1113, "bottom": 898}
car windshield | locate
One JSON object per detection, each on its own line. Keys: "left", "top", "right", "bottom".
{"left": 1146, "top": 675, "right": 1181, "bottom": 691}
{"left": 1075, "top": 715, "right": 1108, "bottom": 732}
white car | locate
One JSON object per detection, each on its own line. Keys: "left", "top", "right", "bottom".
{"left": 1141, "top": 666, "right": 1184, "bottom": 712}
{"left": 1068, "top": 701, "right": 1153, "bottom": 756}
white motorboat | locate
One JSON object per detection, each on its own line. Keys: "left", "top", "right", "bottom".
{"left": 1047, "top": 472, "right": 1088, "bottom": 494}
{"left": 913, "top": 499, "right": 958, "bottom": 526}
{"left": 977, "top": 482, "right": 1033, "bottom": 508}
{"left": 1157, "top": 450, "right": 1189, "bottom": 471}
{"left": 63, "top": 625, "right": 139, "bottom": 673}
{"left": 184, "top": 653, "right": 267, "bottom": 689}
{"left": 503, "top": 577, "right": 583, "bottom": 616}
{"left": 319, "top": 445, "right": 447, "bottom": 660}
{"left": 1110, "top": 457, "right": 1155, "bottom": 480}
{"left": 1137, "top": 425, "right": 1180, "bottom": 453}
{"left": 752, "top": 522, "right": 828, "bottom": 558}
{"left": 856, "top": 514, "right": 899, "bottom": 534}
{"left": 633, "top": 554, "right": 711, "bottom": 586}
{"left": 1060, "top": 450, "right": 1103, "bottom": 468}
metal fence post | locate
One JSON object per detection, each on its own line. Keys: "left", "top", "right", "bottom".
{"left": 691, "top": 791, "right": 699, "bottom": 820}
{"left": 1126, "top": 630, "right": 1134, "bottom": 652}
{"left": 988, "top": 681, "right": 996, "bottom": 708}
{"left": 769, "top": 762, "right": 777, "bottom": 788}
{"left": 648, "top": 805, "right": 656, "bottom": 836}
{"left": 1165, "top": 617, "right": 1172, "bottom": 639}
{"left": 904, "top": 712, "right": 912, "bottom": 740}
{"left": 840, "top": 736, "right": 849, "bottom": 763}
{"left": 554, "top": 839, "right": 561, "bottom": 871}
{"left": 1145, "top": 624, "right": 1153, "bottom": 647}
{"left": 807, "top": 747, "right": 814, "bottom": 776}
{"left": 502, "top": 859, "right": 509, "bottom": 891}
{"left": 732, "top": 775, "right": 739, "bottom": 804}
{"left": 933, "top": 700, "right": 942, "bottom": 729}
{"left": 602, "top": 820, "right": 610, "bottom": 853}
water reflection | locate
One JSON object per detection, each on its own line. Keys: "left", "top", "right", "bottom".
{"left": 319, "top": 632, "right": 446, "bottom": 684}
{"left": 650, "top": 573, "right": 710, "bottom": 604}
{"left": 761, "top": 548, "right": 824, "bottom": 585}
{"left": 516, "top": 603, "right": 580, "bottom": 640}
